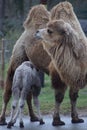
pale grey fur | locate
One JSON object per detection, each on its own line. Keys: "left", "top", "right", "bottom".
{"left": 7, "top": 61, "right": 43, "bottom": 128}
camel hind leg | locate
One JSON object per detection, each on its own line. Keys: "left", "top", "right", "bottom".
{"left": 33, "top": 96, "right": 45, "bottom": 125}
{"left": 7, "top": 87, "right": 20, "bottom": 128}
{"left": 26, "top": 92, "right": 39, "bottom": 122}
{"left": 0, "top": 66, "right": 14, "bottom": 125}
{"left": 7, "top": 99, "right": 19, "bottom": 128}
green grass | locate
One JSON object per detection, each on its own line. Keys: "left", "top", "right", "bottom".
{"left": 39, "top": 75, "right": 54, "bottom": 114}
{"left": 0, "top": 74, "right": 87, "bottom": 116}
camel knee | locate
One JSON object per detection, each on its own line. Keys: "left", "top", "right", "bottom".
{"left": 33, "top": 97, "right": 39, "bottom": 108}
{"left": 19, "top": 99, "right": 25, "bottom": 109}
{"left": 12, "top": 100, "right": 18, "bottom": 109}
{"left": 20, "top": 104, "right": 25, "bottom": 109}
{"left": 69, "top": 92, "right": 79, "bottom": 101}
{"left": 55, "top": 92, "right": 64, "bottom": 103}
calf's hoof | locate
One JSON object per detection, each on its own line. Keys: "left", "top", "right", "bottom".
{"left": 20, "top": 122, "right": 24, "bottom": 128}
{"left": 7, "top": 122, "right": 13, "bottom": 129}
{"left": 72, "top": 118, "right": 84, "bottom": 123}
{"left": 0, "top": 117, "right": 7, "bottom": 125}
{"left": 39, "top": 119, "right": 45, "bottom": 125}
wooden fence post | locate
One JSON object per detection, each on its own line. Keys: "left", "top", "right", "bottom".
{"left": 1, "top": 38, "right": 5, "bottom": 88}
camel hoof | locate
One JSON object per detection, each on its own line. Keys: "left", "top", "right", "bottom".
{"left": 30, "top": 116, "right": 39, "bottom": 122}
{"left": 72, "top": 118, "right": 84, "bottom": 123}
{"left": 0, "top": 117, "right": 7, "bottom": 125}
{"left": 20, "top": 122, "right": 24, "bottom": 128}
{"left": 7, "top": 122, "right": 12, "bottom": 129}
{"left": 52, "top": 119, "right": 65, "bottom": 126}
{"left": 39, "top": 119, "right": 45, "bottom": 125}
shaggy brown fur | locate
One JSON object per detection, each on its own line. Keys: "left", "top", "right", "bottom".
{"left": 50, "top": 1, "right": 87, "bottom": 124}
{"left": 0, "top": 4, "right": 66, "bottom": 126}
{"left": 35, "top": 1, "right": 87, "bottom": 125}
{"left": 37, "top": 19, "right": 87, "bottom": 88}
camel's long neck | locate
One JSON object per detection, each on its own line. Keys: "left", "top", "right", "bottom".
{"left": 50, "top": 41, "right": 87, "bottom": 88}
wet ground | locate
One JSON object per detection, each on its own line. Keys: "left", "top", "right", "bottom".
{"left": 0, "top": 115, "right": 87, "bottom": 130}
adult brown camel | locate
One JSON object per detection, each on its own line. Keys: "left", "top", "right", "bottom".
{"left": 0, "top": 4, "right": 66, "bottom": 126}
{"left": 35, "top": 1, "right": 87, "bottom": 125}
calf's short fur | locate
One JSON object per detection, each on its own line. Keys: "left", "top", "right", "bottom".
{"left": 7, "top": 61, "right": 44, "bottom": 128}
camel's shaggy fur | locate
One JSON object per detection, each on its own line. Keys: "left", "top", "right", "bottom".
{"left": 49, "top": 1, "right": 87, "bottom": 124}
{"left": 36, "top": 19, "right": 87, "bottom": 89}
{"left": 0, "top": 4, "right": 66, "bottom": 126}
{"left": 35, "top": 1, "right": 87, "bottom": 125}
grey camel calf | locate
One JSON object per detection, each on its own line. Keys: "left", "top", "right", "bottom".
{"left": 7, "top": 61, "right": 44, "bottom": 128}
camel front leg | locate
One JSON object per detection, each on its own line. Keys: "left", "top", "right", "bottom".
{"left": 69, "top": 87, "right": 84, "bottom": 123}
{"left": 52, "top": 88, "right": 66, "bottom": 126}
{"left": 50, "top": 68, "right": 67, "bottom": 126}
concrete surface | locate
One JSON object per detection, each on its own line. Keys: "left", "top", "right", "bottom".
{"left": 0, "top": 115, "right": 87, "bottom": 130}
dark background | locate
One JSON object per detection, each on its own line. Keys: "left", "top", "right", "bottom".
{"left": 0, "top": 0, "right": 87, "bottom": 36}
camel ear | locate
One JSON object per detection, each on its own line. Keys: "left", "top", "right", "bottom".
{"left": 64, "top": 23, "right": 73, "bottom": 35}
{"left": 58, "top": 26, "right": 70, "bottom": 35}
{"left": 64, "top": 26, "right": 72, "bottom": 36}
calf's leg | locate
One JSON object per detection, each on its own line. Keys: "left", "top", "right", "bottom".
{"left": 33, "top": 96, "right": 45, "bottom": 125}
{"left": 7, "top": 99, "right": 18, "bottom": 128}
{"left": 18, "top": 99, "right": 25, "bottom": 128}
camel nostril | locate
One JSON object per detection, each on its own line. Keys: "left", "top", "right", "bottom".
{"left": 36, "top": 30, "right": 39, "bottom": 34}
{"left": 34, "top": 30, "right": 42, "bottom": 40}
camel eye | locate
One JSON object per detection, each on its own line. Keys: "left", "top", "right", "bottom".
{"left": 47, "top": 29, "right": 53, "bottom": 34}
